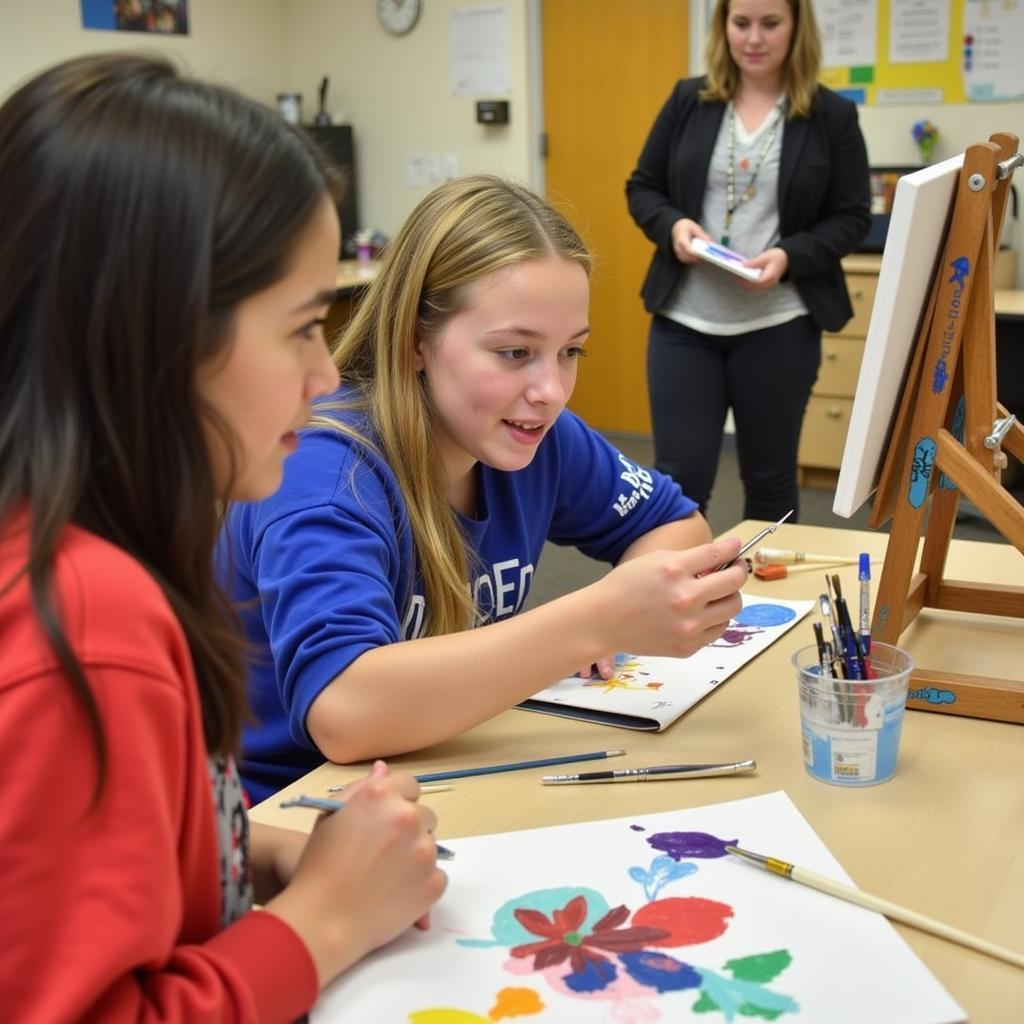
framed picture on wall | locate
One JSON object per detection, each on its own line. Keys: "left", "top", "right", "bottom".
{"left": 81, "top": 1, "right": 189, "bottom": 36}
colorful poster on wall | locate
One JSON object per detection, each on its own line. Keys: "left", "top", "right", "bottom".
{"left": 962, "top": 0, "right": 1024, "bottom": 101}
{"left": 80, "top": 0, "right": 189, "bottom": 36}
{"left": 311, "top": 791, "right": 965, "bottom": 1022}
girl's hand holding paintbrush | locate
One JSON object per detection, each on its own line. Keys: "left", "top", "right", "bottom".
{"left": 578, "top": 536, "right": 748, "bottom": 679}
{"left": 263, "top": 759, "right": 447, "bottom": 985}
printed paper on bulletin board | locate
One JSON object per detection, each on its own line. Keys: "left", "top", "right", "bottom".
{"left": 815, "top": 0, "right": 1024, "bottom": 105}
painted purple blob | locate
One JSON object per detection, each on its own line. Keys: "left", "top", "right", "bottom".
{"left": 630, "top": 824, "right": 646, "bottom": 832}
{"left": 645, "top": 831, "right": 737, "bottom": 860}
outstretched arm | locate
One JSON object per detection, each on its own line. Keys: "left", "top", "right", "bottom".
{"left": 306, "top": 535, "right": 746, "bottom": 764}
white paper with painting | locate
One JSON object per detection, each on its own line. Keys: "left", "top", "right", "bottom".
{"left": 311, "top": 790, "right": 964, "bottom": 1023}
{"left": 519, "top": 594, "right": 814, "bottom": 730}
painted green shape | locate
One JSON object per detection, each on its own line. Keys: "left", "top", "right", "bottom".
{"left": 724, "top": 949, "right": 793, "bottom": 983}
{"left": 690, "top": 967, "right": 799, "bottom": 1020}
{"left": 691, "top": 989, "right": 720, "bottom": 1015}
{"left": 849, "top": 66, "right": 874, "bottom": 83}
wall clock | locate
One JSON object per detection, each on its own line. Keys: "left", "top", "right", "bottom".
{"left": 377, "top": 0, "right": 422, "bottom": 36}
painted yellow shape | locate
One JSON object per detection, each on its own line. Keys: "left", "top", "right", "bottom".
{"left": 586, "top": 674, "right": 661, "bottom": 694}
{"left": 408, "top": 1010, "right": 489, "bottom": 1024}
{"left": 489, "top": 987, "right": 545, "bottom": 1020}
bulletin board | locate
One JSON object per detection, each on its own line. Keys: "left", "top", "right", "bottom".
{"left": 814, "top": 0, "right": 1024, "bottom": 105}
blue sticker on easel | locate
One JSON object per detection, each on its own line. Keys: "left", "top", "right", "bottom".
{"left": 938, "top": 397, "right": 965, "bottom": 490}
{"left": 908, "top": 437, "right": 937, "bottom": 508}
{"left": 932, "top": 257, "right": 970, "bottom": 395}
{"left": 908, "top": 686, "right": 956, "bottom": 706}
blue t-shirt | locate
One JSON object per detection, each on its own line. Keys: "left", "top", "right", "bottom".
{"left": 219, "top": 403, "right": 697, "bottom": 802}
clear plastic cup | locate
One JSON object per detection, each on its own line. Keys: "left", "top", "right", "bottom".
{"left": 793, "top": 641, "right": 915, "bottom": 786}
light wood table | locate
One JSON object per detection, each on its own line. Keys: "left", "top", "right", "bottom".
{"left": 251, "top": 521, "right": 1024, "bottom": 1022}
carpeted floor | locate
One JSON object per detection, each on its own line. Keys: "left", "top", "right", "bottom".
{"left": 526, "top": 431, "right": 1021, "bottom": 608}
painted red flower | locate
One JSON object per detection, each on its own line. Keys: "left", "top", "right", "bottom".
{"left": 510, "top": 895, "right": 669, "bottom": 974}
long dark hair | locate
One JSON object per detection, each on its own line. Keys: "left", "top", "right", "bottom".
{"left": 0, "top": 53, "right": 335, "bottom": 789}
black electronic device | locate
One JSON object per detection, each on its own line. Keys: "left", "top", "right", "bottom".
{"left": 476, "top": 100, "right": 509, "bottom": 125}
{"left": 860, "top": 165, "right": 919, "bottom": 252}
{"left": 306, "top": 124, "right": 359, "bottom": 258}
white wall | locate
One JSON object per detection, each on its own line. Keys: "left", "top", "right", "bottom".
{"left": 282, "top": 0, "right": 533, "bottom": 241}
{"left": 2, "top": 2, "right": 1018, "bottom": 282}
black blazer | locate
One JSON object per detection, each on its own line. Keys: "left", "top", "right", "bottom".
{"left": 626, "top": 77, "right": 871, "bottom": 333}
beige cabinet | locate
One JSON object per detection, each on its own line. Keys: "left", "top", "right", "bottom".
{"left": 797, "top": 261, "right": 877, "bottom": 488}
{"left": 797, "top": 250, "right": 1017, "bottom": 489}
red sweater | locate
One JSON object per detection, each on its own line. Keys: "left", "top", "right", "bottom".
{"left": 0, "top": 514, "right": 317, "bottom": 1021}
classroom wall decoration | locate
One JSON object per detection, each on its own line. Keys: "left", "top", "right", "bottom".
{"left": 312, "top": 791, "right": 964, "bottom": 1023}
{"left": 814, "top": 0, "right": 1023, "bottom": 104}
{"left": 80, "top": 0, "right": 189, "bottom": 36}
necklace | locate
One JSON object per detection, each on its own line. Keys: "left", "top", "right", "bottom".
{"left": 722, "top": 105, "right": 782, "bottom": 246}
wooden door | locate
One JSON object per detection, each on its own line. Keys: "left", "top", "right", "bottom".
{"left": 542, "top": 1, "right": 688, "bottom": 434}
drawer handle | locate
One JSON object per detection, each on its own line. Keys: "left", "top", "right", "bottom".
{"left": 852, "top": 290, "right": 864, "bottom": 299}
{"left": 824, "top": 351, "right": 837, "bottom": 361}
{"left": 826, "top": 407, "right": 842, "bottom": 419}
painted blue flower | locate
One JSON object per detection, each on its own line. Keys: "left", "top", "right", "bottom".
{"left": 628, "top": 854, "right": 698, "bottom": 900}
{"left": 619, "top": 950, "right": 702, "bottom": 992}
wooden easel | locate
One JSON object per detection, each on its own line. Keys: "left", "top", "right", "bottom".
{"left": 869, "top": 132, "right": 1024, "bottom": 725}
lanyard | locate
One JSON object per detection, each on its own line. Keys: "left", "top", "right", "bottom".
{"left": 722, "top": 105, "right": 782, "bottom": 246}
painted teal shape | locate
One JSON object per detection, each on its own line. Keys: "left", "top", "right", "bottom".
{"left": 628, "top": 854, "right": 698, "bottom": 901}
{"left": 907, "top": 437, "right": 937, "bottom": 508}
{"left": 691, "top": 968, "right": 799, "bottom": 1021}
{"left": 455, "top": 886, "right": 611, "bottom": 948}
{"left": 939, "top": 397, "right": 965, "bottom": 490}
{"left": 735, "top": 604, "right": 796, "bottom": 628}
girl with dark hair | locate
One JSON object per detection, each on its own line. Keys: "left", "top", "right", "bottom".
{"left": 0, "top": 53, "right": 445, "bottom": 1020}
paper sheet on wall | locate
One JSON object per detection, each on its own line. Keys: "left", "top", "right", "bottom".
{"left": 451, "top": 4, "right": 511, "bottom": 96}
{"left": 311, "top": 790, "right": 964, "bottom": 1023}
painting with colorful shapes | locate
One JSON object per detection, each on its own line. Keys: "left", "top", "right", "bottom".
{"left": 311, "top": 791, "right": 964, "bottom": 1023}
{"left": 519, "top": 595, "right": 814, "bottom": 730}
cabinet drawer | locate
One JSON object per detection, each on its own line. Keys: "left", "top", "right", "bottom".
{"left": 834, "top": 273, "right": 878, "bottom": 338}
{"left": 814, "top": 335, "right": 864, "bottom": 397}
{"left": 798, "top": 396, "right": 853, "bottom": 469}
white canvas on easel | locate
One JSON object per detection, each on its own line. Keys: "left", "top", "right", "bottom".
{"left": 833, "top": 156, "right": 964, "bottom": 518}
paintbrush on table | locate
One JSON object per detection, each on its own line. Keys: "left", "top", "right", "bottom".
{"left": 726, "top": 845, "right": 1024, "bottom": 969}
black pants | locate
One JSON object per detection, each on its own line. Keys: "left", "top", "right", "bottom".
{"left": 646, "top": 313, "right": 820, "bottom": 521}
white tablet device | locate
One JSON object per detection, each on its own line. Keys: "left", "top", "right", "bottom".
{"left": 691, "top": 237, "right": 763, "bottom": 281}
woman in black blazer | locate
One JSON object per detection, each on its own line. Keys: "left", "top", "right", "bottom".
{"left": 626, "top": 0, "right": 870, "bottom": 522}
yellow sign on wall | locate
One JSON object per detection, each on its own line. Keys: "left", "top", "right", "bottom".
{"left": 818, "top": 0, "right": 1023, "bottom": 105}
